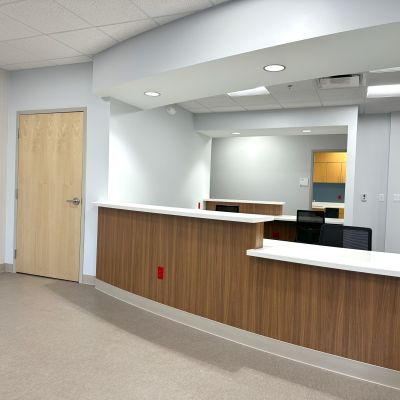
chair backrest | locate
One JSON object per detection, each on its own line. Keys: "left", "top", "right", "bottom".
{"left": 342, "top": 226, "right": 372, "bottom": 251}
{"left": 297, "top": 210, "right": 325, "bottom": 225}
{"left": 296, "top": 210, "right": 325, "bottom": 244}
{"left": 215, "top": 204, "right": 239, "bottom": 213}
{"left": 319, "top": 224, "right": 343, "bottom": 247}
{"left": 325, "top": 207, "right": 339, "bottom": 218}
{"left": 318, "top": 224, "right": 372, "bottom": 251}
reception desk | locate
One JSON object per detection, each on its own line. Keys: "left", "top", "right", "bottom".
{"left": 204, "top": 198, "right": 285, "bottom": 215}
{"left": 94, "top": 201, "right": 400, "bottom": 387}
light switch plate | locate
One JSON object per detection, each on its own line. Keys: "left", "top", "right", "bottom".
{"left": 378, "top": 193, "right": 385, "bottom": 202}
{"left": 394, "top": 194, "right": 400, "bottom": 202}
{"left": 299, "top": 177, "right": 309, "bottom": 187}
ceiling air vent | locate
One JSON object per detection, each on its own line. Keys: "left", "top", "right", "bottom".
{"left": 318, "top": 74, "right": 361, "bottom": 89}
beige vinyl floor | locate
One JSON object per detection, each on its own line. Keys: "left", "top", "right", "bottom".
{"left": 0, "top": 272, "right": 399, "bottom": 400}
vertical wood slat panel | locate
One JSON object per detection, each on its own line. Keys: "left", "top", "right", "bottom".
{"left": 96, "top": 207, "right": 400, "bottom": 371}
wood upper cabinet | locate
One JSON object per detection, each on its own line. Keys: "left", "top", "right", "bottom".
{"left": 313, "top": 152, "right": 347, "bottom": 183}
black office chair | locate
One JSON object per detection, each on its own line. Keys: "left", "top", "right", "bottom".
{"left": 296, "top": 210, "right": 325, "bottom": 244}
{"left": 319, "top": 224, "right": 372, "bottom": 250}
{"left": 325, "top": 207, "right": 339, "bottom": 218}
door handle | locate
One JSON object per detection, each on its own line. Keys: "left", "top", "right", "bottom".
{"left": 66, "top": 197, "right": 81, "bottom": 206}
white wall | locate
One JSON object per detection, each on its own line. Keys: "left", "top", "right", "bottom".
{"left": 195, "top": 106, "right": 359, "bottom": 223}
{"left": 353, "top": 115, "right": 390, "bottom": 251}
{"left": 385, "top": 112, "right": 400, "bottom": 253}
{"left": 210, "top": 134, "right": 347, "bottom": 215}
{"left": 6, "top": 63, "right": 109, "bottom": 276}
{"left": 109, "top": 101, "right": 211, "bottom": 208}
{"left": 0, "top": 70, "right": 7, "bottom": 264}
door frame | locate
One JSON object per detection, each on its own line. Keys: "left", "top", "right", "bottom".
{"left": 13, "top": 107, "right": 87, "bottom": 283}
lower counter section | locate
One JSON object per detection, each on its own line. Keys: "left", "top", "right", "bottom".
{"left": 96, "top": 206, "right": 400, "bottom": 374}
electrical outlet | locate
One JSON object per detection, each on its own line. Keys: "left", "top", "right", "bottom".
{"left": 394, "top": 194, "right": 400, "bottom": 203}
{"left": 378, "top": 193, "right": 385, "bottom": 202}
{"left": 361, "top": 193, "right": 367, "bottom": 202}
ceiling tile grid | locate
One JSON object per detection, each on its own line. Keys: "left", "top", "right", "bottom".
{"left": 0, "top": 0, "right": 230, "bottom": 70}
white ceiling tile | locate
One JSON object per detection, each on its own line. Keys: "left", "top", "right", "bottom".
{"left": 154, "top": 12, "right": 191, "bottom": 25}
{"left": 51, "top": 28, "right": 117, "bottom": 55}
{"left": 0, "top": 12, "right": 40, "bottom": 41}
{"left": 55, "top": 0, "right": 147, "bottom": 26}
{"left": 244, "top": 104, "right": 282, "bottom": 111}
{"left": 365, "top": 98, "right": 400, "bottom": 114}
{"left": 99, "top": 19, "right": 157, "bottom": 42}
{"left": 179, "top": 100, "right": 210, "bottom": 113}
{"left": 232, "top": 94, "right": 279, "bottom": 107}
{"left": 268, "top": 80, "right": 321, "bottom": 105}
{"left": 13, "top": 35, "right": 81, "bottom": 59}
{"left": 0, "top": 0, "right": 90, "bottom": 33}
{"left": 197, "top": 94, "right": 238, "bottom": 108}
{"left": 51, "top": 55, "right": 92, "bottom": 65}
{"left": 2, "top": 60, "right": 56, "bottom": 70}
{"left": 132, "top": 0, "right": 212, "bottom": 18}
{"left": 209, "top": 106, "right": 246, "bottom": 112}
{"left": 281, "top": 101, "right": 322, "bottom": 108}
{"left": 318, "top": 87, "right": 367, "bottom": 106}
{"left": 0, "top": 41, "right": 39, "bottom": 65}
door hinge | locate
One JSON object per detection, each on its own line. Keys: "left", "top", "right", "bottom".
{"left": 14, "top": 249, "right": 17, "bottom": 259}
{"left": 15, "top": 188, "right": 18, "bottom": 200}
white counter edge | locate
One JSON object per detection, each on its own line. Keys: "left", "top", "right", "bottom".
{"left": 205, "top": 198, "right": 286, "bottom": 206}
{"left": 92, "top": 201, "right": 275, "bottom": 223}
{"left": 247, "top": 241, "right": 400, "bottom": 278}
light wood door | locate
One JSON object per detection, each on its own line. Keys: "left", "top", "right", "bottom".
{"left": 326, "top": 162, "right": 342, "bottom": 183}
{"left": 16, "top": 112, "right": 84, "bottom": 281}
{"left": 313, "top": 162, "right": 327, "bottom": 183}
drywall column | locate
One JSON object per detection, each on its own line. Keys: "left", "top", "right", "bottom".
{"left": 385, "top": 112, "right": 400, "bottom": 253}
{"left": 0, "top": 70, "right": 7, "bottom": 265}
{"left": 353, "top": 115, "right": 390, "bottom": 251}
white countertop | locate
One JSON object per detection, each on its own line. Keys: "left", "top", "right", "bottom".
{"left": 247, "top": 239, "right": 400, "bottom": 278}
{"left": 274, "top": 215, "right": 344, "bottom": 224}
{"left": 93, "top": 201, "right": 275, "bottom": 224}
{"left": 205, "top": 199, "right": 285, "bottom": 206}
{"left": 312, "top": 202, "right": 345, "bottom": 209}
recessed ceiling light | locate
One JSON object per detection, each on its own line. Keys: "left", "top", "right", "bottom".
{"left": 227, "top": 86, "right": 270, "bottom": 97}
{"left": 367, "top": 84, "right": 400, "bottom": 98}
{"left": 232, "top": 132, "right": 241, "bottom": 135}
{"left": 370, "top": 67, "right": 400, "bottom": 73}
{"left": 302, "top": 129, "right": 311, "bottom": 133}
{"left": 144, "top": 91, "right": 160, "bottom": 97}
{"left": 263, "top": 64, "right": 286, "bottom": 72}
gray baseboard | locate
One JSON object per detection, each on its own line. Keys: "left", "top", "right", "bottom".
{"left": 1, "top": 264, "right": 14, "bottom": 273}
{"left": 81, "top": 274, "right": 96, "bottom": 285}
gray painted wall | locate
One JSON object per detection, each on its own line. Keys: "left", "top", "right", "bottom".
{"left": 109, "top": 102, "right": 211, "bottom": 208}
{"left": 353, "top": 115, "right": 390, "bottom": 251}
{"left": 0, "top": 70, "right": 7, "bottom": 264}
{"left": 6, "top": 63, "right": 110, "bottom": 276}
{"left": 385, "top": 112, "right": 400, "bottom": 253}
{"left": 210, "top": 134, "right": 347, "bottom": 215}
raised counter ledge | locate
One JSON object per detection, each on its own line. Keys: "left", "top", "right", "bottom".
{"left": 92, "top": 201, "right": 275, "bottom": 223}
{"left": 274, "top": 215, "right": 344, "bottom": 224}
{"left": 205, "top": 198, "right": 285, "bottom": 205}
{"left": 247, "top": 239, "right": 400, "bottom": 278}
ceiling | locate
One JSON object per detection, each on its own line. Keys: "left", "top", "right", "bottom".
{"left": 0, "top": 0, "right": 229, "bottom": 70}
{"left": 179, "top": 70, "right": 400, "bottom": 115}
{"left": 197, "top": 126, "right": 348, "bottom": 138}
